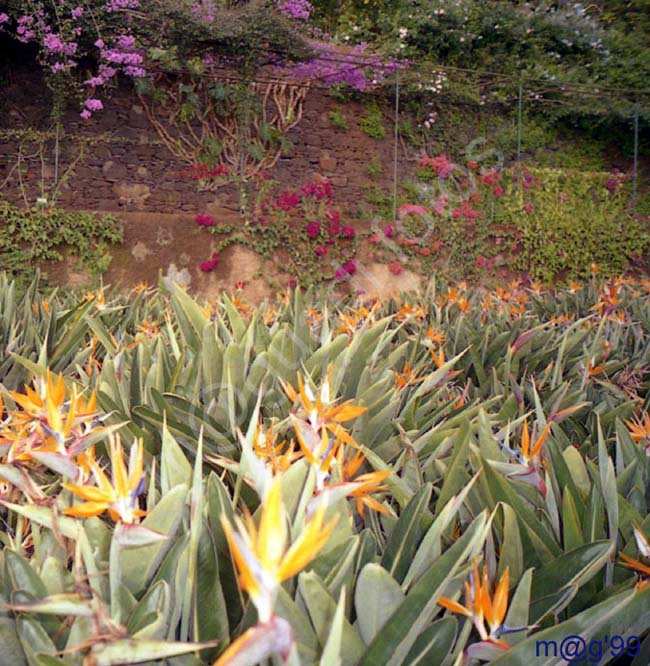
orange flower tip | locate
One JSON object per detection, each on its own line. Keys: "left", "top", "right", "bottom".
{"left": 488, "top": 638, "right": 511, "bottom": 651}
{"left": 438, "top": 596, "right": 471, "bottom": 617}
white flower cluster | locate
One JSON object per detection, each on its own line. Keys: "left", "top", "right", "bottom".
{"left": 417, "top": 71, "right": 447, "bottom": 94}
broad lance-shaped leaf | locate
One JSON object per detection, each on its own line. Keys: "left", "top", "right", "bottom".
{"left": 88, "top": 638, "right": 220, "bottom": 666}
{"left": 529, "top": 541, "right": 613, "bottom": 623}
{"left": 434, "top": 420, "right": 472, "bottom": 514}
{"left": 118, "top": 484, "right": 188, "bottom": 595}
{"left": 598, "top": 416, "right": 619, "bottom": 586}
{"left": 319, "top": 588, "right": 347, "bottom": 666}
{"left": 160, "top": 415, "right": 192, "bottom": 494}
{"left": 380, "top": 484, "right": 432, "bottom": 583}
{"left": 299, "top": 572, "right": 366, "bottom": 665}
{"left": 4, "top": 594, "right": 94, "bottom": 617}
{"left": 181, "top": 427, "right": 204, "bottom": 642}
{"left": 402, "top": 617, "right": 457, "bottom": 666}
{"left": 355, "top": 563, "right": 406, "bottom": 645}
{"left": 403, "top": 474, "right": 479, "bottom": 589}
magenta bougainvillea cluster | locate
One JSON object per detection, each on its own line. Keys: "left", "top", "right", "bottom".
{"left": 0, "top": 0, "right": 147, "bottom": 118}
{"left": 276, "top": 0, "right": 313, "bottom": 20}
{"left": 283, "top": 42, "right": 402, "bottom": 91}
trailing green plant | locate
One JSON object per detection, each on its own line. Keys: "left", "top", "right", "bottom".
{"left": 359, "top": 103, "right": 386, "bottom": 140}
{"left": 367, "top": 156, "right": 382, "bottom": 179}
{"left": 329, "top": 109, "right": 349, "bottom": 131}
{"left": 0, "top": 199, "right": 123, "bottom": 289}
{"left": 496, "top": 167, "right": 650, "bottom": 281}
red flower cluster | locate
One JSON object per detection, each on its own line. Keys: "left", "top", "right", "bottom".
{"left": 184, "top": 163, "right": 229, "bottom": 181}
{"left": 200, "top": 252, "right": 220, "bottom": 272}
{"left": 398, "top": 204, "right": 428, "bottom": 218}
{"left": 335, "top": 260, "right": 357, "bottom": 279}
{"left": 389, "top": 262, "right": 403, "bottom": 275}
{"left": 479, "top": 170, "right": 500, "bottom": 187}
{"left": 452, "top": 201, "right": 484, "bottom": 222}
{"left": 417, "top": 154, "right": 454, "bottom": 178}
{"left": 196, "top": 214, "right": 217, "bottom": 227}
{"left": 475, "top": 255, "right": 496, "bottom": 270}
{"left": 305, "top": 210, "right": 356, "bottom": 246}
{"left": 301, "top": 179, "right": 333, "bottom": 201}
{"left": 605, "top": 170, "right": 628, "bottom": 193}
{"left": 276, "top": 190, "right": 300, "bottom": 211}
{"left": 305, "top": 221, "right": 321, "bottom": 239}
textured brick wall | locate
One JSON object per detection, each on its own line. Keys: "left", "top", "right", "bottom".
{"left": 0, "top": 70, "right": 414, "bottom": 219}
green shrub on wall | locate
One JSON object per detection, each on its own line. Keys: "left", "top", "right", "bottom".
{"left": 494, "top": 168, "right": 650, "bottom": 282}
{"left": 0, "top": 200, "right": 123, "bottom": 288}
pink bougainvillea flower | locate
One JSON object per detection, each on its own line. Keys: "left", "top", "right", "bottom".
{"left": 302, "top": 180, "right": 332, "bottom": 201}
{"left": 475, "top": 255, "right": 487, "bottom": 268}
{"left": 452, "top": 201, "right": 483, "bottom": 222}
{"left": 84, "top": 98, "right": 103, "bottom": 111}
{"left": 383, "top": 224, "right": 394, "bottom": 238}
{"left": 493, "top": 186, "right": 504, "bottom": 197}
{"left": 341, "top": 225, "right": 356, "bottom": 239}
{"left": 369, "top": 233, "right": 381, "bottom": 244}
{"left": 196, "top": 214, "right": 216, "bottom": 227}
{"left": 305, "top": 221, "right": 321, "bottom": 239}
{"left": 80, "top": 110, "right": 91, "bottom": 120}
{"left": 433, "top": 195, "right": 448, "bottom": 216}
{"left": 480, "top": 170, "right": 500, "bottom": 186}
{"left": 417, "top": 154, "right": 454, "bottom": 178}
{"left": 288, "top": 278, "right": 297, "bottom": 288}
{"left": 419, "top": 247, "right": 431, "bottom": 257}
{"left": 326, "top": 209, "right": 341, "bottom": 224}
{"left": 467, "top": 160, "right": 478, "bottom": 170}
{"left": 276, "top": 190, "right": 300, "bottom": 211}
{"left": 314, "top": 246, "right": 328, "bottom": 257}
{"left": 326, "top": 220, "right": 341, "bottom": 237}
{"left": 335, "top": 260, "right": 357, "bottom": 279}
{"left": 199, "top": 252, "right": 219, "bottom": 272}
{"left": 398, "top": 204, "right": 427, "bottom": 218}
{"left": 389, "top": 262, "right": 403, "bottom": 275}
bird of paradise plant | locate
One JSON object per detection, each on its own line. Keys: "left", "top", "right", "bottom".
{"left": 216, "top": 476, "right": 336, "bottom": 665}
{"left": 438, "top": 562, "right": 513, "bottom": 652}
{"left": 253, "top": 422, "right": 302, "bottom": 474}
{"left": 625, "top": 413, "right": 650, "bottom": 451}
{"left": 619, "top": 523, "right": 650, "bottom": 589}
{"left": 335, "top": 447, "right": 391, "bottom": 517}
{"left": 221, "top": 476, "right": 336, "bottom": 622}
{"left": 498, "top": 417, "right": 552, "bottom": 494}
{"left": 4, "top": 372, "right": 105, "bottom": 475}
{"left": 394, "top": 361, "right": 426, "bottom": 390}
{"left": 282, "top": 365, "right": 366, "bottom": 452}
{"left": 63, "top": 435, "right": 146, "bottom": 524}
